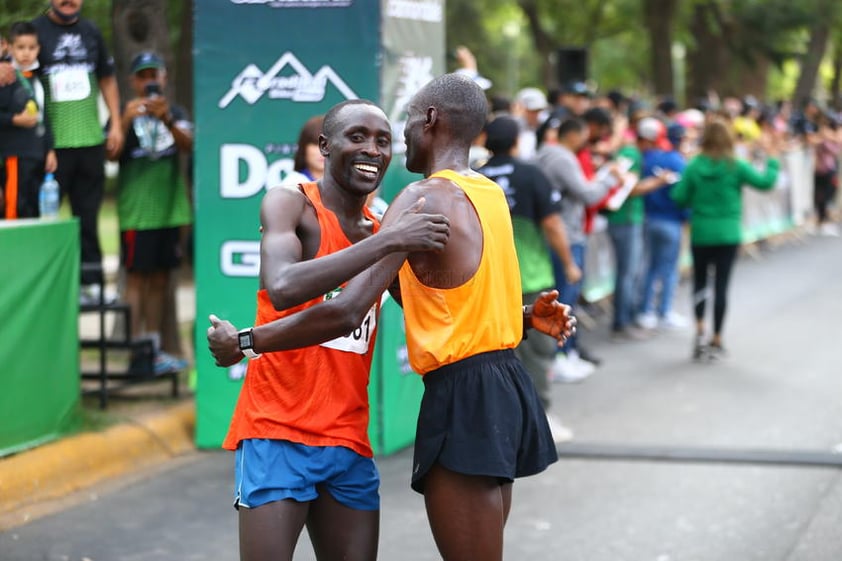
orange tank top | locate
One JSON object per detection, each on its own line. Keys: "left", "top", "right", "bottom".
{"left": 398, "top": 169, "right": 523, "bottom": 375}
{"left": 222, "top": 182, "right": 380, "bottom": 457}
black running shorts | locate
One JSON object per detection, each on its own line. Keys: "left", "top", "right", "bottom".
{"left": 410, "top": 349, "right": 558, "bottom": 494}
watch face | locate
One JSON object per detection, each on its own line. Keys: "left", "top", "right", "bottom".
{"left": 239, "top": 331, "right": 251, "bottom": 348}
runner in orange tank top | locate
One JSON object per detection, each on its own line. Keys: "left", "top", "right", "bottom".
{"left": 209, "top": 99, "right": 449, "bottom": 561}
{"left": 209, "top": 76, "right": 576, "bottom": 561}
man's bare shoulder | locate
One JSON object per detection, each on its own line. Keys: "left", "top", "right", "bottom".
{"left": 393, "top": 176, "right": 466, "bottom": 215}
{"left": 262, "top": 184, "right": 312, "bottom": 210}
{"left": 260, "top": 184, "right": 314, "bottom": 228}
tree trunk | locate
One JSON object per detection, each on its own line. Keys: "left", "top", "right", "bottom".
{"left": 686, "top": 3, "right": 723, "bottom": 104}
{"left": 731, "top": 56, "right": 769, "bottom": 100}
{"left": 518, "top": 0, "right": 557, "bottom": 87}
{"left": 792, "top": 2, "right": 834, "bottom": 108}
{"left": 175, "top": 3, "right": 194, "bottom": 116}
{"left": 111, "top": 0, "right": 173, "bottom": 102}
{"left": 643, "top": 0, "right": 677, "bottom": 97}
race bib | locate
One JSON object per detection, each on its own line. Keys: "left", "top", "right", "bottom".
{"left": 50, "top": 68, "right": 91, "bottom": 102}
{"left": 320, "top": 302, "right": 377, "bottom": 355}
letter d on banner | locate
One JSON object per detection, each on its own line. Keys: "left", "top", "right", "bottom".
{"left": 220, "top": 144, "right": 266, "bottom": 198}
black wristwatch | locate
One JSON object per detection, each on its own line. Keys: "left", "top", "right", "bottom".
{"left": 238, "top": 327, "right": 261, "bottom": 359}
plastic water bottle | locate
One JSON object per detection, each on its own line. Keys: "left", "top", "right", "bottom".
{"left": 134, "top": 114, "right": 156, "bottom": 152}
{"left": 39, "top": 173, "right": 60, "bottom": 219}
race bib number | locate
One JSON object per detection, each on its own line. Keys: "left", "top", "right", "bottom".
{"left": 50, "top": 68, "right": 91, "bottom": 102}
{"left": 320, "top": 303, "right": 377, "bottom": 355}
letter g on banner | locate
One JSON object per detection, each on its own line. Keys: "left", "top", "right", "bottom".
{"left": 221, "top": 241, "right": 261, "bottom": 277}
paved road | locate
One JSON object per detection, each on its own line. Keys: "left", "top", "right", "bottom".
{"left": 3, "top": 233, "right": 842, "bottom": 561}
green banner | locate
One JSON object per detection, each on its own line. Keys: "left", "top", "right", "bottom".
{"left": 374, "top": 296, "right": 424, "bottom": 454}
{"left": 194, "top": 0, "right": 445, "bottom": 451}
{"left": 0, "top": 220, "right": 80, "bottom": 456}
{"left": 194, "top": 0, "right": 381, "bottom": 447}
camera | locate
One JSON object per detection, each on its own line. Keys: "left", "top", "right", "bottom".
{"left": 144, "top": 82, "right": 162, "bottom": 97}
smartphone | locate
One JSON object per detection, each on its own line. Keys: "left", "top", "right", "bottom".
{"left": 144, "top": 82, "right": 162, "bottom": 97}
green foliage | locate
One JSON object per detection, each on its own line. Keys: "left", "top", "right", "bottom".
{"left": 1, "top": 1, "right": 186, "bottom": 52}
{"left": 0, "top": 0, "right": 111, "bottom": 43}
{"left": 447, "top": 0, "right": 648, "bottom": 96}
{"left": 446, "top": 0, "right": 842, "bottom": 103}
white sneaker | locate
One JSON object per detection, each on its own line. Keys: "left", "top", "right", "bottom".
{"left": 659, "top": 311, "right": 688, "bottom": 330}
{"left": 551, "top": 352, "right": 595, "bottom": 383}
{"left": 820, "top": 223, "right": 840, "bottom": 237}
{"left": 636, "top": 311, "right": 658, "bottom": 330}
{"left": 545, "top": 414, "right": 574, "bottom": 443}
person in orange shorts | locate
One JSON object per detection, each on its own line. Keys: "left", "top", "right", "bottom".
{"left": 209, "top": 74, "right": 575, "bottom": 561}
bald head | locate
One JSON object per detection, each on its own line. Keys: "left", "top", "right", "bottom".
{"left": 413, "top": 73, "right": 488, "bottom": 145}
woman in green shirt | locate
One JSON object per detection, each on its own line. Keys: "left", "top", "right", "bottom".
{"left": 671, "top": 119, "right": 780, "bottom": 360}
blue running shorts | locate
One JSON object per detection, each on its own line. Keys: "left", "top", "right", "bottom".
{"left": 234, "top": 439, "right": 380, "bottom": 511}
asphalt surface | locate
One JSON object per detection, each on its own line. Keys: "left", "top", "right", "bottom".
{"left": 3, "top": 232, "right": 842, "bottom": 561}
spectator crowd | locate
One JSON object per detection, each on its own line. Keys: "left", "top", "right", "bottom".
{"left": 458, "top": 46, "right": 840, "bottom": 440}
{"left": 1, "top": 0, "right": 192, "bottom": 375}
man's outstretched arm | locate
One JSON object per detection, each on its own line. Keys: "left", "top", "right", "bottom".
{"left": 259, "top": 187, "right": 448, "bottom": 310}
{"left": 208, "top": 190, "right": 433, "bottom": 366}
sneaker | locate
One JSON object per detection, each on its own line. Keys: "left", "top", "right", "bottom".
{"left": 659, "top": 311, "right": 689, "bottom": 330}
{"left": 551, "top": 353, "right": 594, "bottom": 383}
{"left": 79, "top": 284, "right": 100, "bottom": 306}
{"left": 635, "top": 311, "right": 658, "bottom": 330}
{"left": 707, "top": 342, "right": 728, "bottom": 361}
{"left": 692, "top": 335, "right": 709, "bottom": 362}
{"left": 79, "top": 284, "right": 117, "bottom": 306}
{"left": 820, "top": 223, "right": 840, "bottom": 237}
{"left": 154, "top": 351, "right": 189, "bottom": 375}
{"left": 611, "top": 326, "right": 650, "bottom": 342}
{"left": 568, "top": 349, "right": 597, "bottom": 374}
{"left": 545, "top": 414, "right": 574, "bottom": 443}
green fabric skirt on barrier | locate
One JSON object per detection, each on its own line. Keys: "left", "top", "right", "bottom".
{"left": 0, "top": 219, "right": 81, "bottom": 456}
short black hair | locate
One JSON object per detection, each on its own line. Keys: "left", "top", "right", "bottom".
{"left": 606, "top": 90, "right": 626, "bottom": 110}
{"left": 489, "top": 95, "right": 512, "bottom": 114}
{"left": 536, "top": 108, "right": 569, "bottom": 148}
{"left": 414, "top": 73, "right": 488, "bottom": 145}
{"left": 583, "top": 107, "right": 612, "bottom": 127}
{"left": 557, "top": 116, "right": 586, "bottom": 138}
{"left": 657, "top": 97, "right": 678, "bottom": 115}
{"left": 322, "top": 99, "right": 379, "bottom": 140}
{"left": 484, "top": 116, "right": 520, "bottom": 155}
{"left": 9, "top": 21, "right": 37, "bottom": 42}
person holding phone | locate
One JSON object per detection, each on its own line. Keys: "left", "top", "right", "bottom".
{"left": 115, "top": 51, "right": 193, "bottom": 374}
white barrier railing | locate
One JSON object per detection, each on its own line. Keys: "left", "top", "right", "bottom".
{"left": 581, "top": 148, "right": 815, "bottom": 303}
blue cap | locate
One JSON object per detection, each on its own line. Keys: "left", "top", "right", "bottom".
{"left": 130, "top": 52, "right": 164, "bottom": 74}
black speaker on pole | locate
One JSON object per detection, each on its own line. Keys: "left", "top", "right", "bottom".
{"left": 556, "top": 47, "right": 588, "bottom": 86}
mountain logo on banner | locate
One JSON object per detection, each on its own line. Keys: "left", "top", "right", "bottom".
{"left": 219, "top": 52, "right": 358, "bottom": 108}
